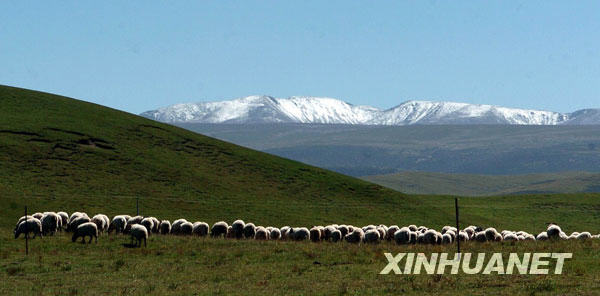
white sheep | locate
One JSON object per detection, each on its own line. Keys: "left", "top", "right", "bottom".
{"left": 149, "top": 217, "right": 160, "bottom": 233}
{"left": 386, "top": 226, "right": 400, "bottom": 241}
{"left": 130, "top": 224, "right": 148, "bottom": 247}
{"left": 72, "top": 222, "right": 98, "bottom": 244}
{"left": 192, "top": 222, "right": 209, "bottom": 236}
{"left": 159, "top": 220, "right": 172, "bottom": 235}
{"left": 536, "top": 232, "right": 549, "bottom": 241}
{"left": 180, "top": 222, "right": 193, "bottom": 235}
{"left": 14, "top": 218, "right": 42, "bottom": 239}
{"left": 331, "top": 229, "right": 342, "bottom": 242}
{"left": 577, "top": 232, "right": 592, "bottom": 240}
{"left": 68, "top": 216, "right": 91, "bottom": 232}
{"left": 289, "top": 227, "right": 310, "bottom": 241}
{"left": 363, "top": 229, "right": 380, "bottom": 243}
{"left": 109, "top": 216, "right": 127, "bottom": 234}
{"left": 344, "top": 228, "right": 364, "bottom": 244}
{"left": 210, "top": 221, "right": 228, "bottom": 238}
{"left": 310, "top": 227, "right": 322, "bottom": 242}
{"left": 243, "top": 223, "right": 256, "bottom": 239}
{"left": 546, "top": 224, "right": 563, "bottom": 239}
{"left": 503, "top": 233, "right": 518, "bottom": 241}
{"left": 441, "top": 233, "right": 453, "bottom": 244}
{"left": 231, "top": 220, "right": 245, "bottom": 239}
{"left": 57, "top": 212, "right": 69, "bottom": 229}
{"left": 140, "top": 217, "right": 155, "bottom": 234}
{"left": 41, "top": 213, "right": 60, "bottom": 236}
{"left": 337, "top": 225, "right": 349, "bottom": 237}
{"left": 92, "top": 214, "right": 108, "bottom": 233}
{"left": 270, "top": 228, "right": 281, "bottom": 240}
{"left": 171, "top": 218, "right": 188, "bottom": 235}
{"left": 474, "top": 231, "right": 487, "bottom": 242}
{"left": 393, "top": 227, "right": 411, "bottom": 244}
{"left": 254, "top": 227, "right": 269, "bottom": 240}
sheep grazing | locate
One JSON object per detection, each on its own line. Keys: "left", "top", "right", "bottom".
{"left": 536, "top": 232, "right": 549, "bottom": 241}
{"left": 337, "top": 225, "right": 349, "bottom": 237}
{"left": 393, "top": 227, "right": 410, "bottom": 244}
{"left": 331, "top": 230, "right": 342, "bottom": 242}
{"left": 57, "top": 212, "right": 69, "bottom": 229}
{"left": 192, "top": 222, "right": 209, "bottom": 236}
{"left": 226, "top": 226, "right": 234, "bottom": 238}
{"left": 72, "top": 222, "right": 98, "bottom": 244}
{"left": 363, "top": 229, "right": 380, "bottom": 243}
{"left": 108, "top": 216, "right": 127, "bottom": 234}
{"left": 171, "top": 219, "right": 188, "bottom": 235}
{"left": 254, "top": 227, "right": 269, "bottom": 240}
{"left": 442, "top": 233, "right": 453, "bottom": 244}
{"left": 422, "top": 229, "right": 439, "bottom": 245}
{"left": 577, "top": 232, "right": 592, "bottom": 240}
{"left": 231, "top": 220, "right": 245, "bottom": 239}
{"left": 179, "top": 222, "right": 193, "bottom": 235}
{"left": 310, "top": 227, "right": 322, "bottom": 242}
{"left": 484, "top": 228, "right": 499, "bottom": 241}
{"left": 159, "top": 220, "right": 172, "bottom": 235}
{"left": 344, "top": 228, "right": 364, "bottom": 244}
{"left": 270, "top": 228, "right": 281, "bottom": 240}
{"left": 323, "top": 226, "right": 336, "bottom": 241}
{"left": 210, "top": 221, "right": 229, "bottom": 238}
{"left": 41, "top": 212, "right": 60, "bottom": 236}
{"left": 92, "top": 215, "right": 109, "bottom": 233}
{"left": 14, "top": 218, "right": 43, "bottom": 239}
{"left": 386, "top": 226, "right": 400, "bottom": 241}
{"left": 243, "top": 223, "right": 256, "bottom": 239}
{"left": 289, "top": 227, "right": 310, "bottom": 241}
{"left": 546, "top": 224, "right": 563, "bottom": 239}
{"left": 32, "top": 212, "right": 44, "bottom": 220}
{"left": 68, "top": 216, "right": 91, "bottom": 232}
{"left": 130, "top": 224, "right": 148, "bottom": 247}
{"left": 140, "top": 217, "right": 155, "bottom": 234}
{"left": 149, "top": 217, "right": 160, "bottom": 233}
{"left": 474, "top": 231, "right": 487, "bottom": 242}
{"left": 503, "top": 233, "right": 518, "bottom": 241}
{"left": 458, "top": 231, "right": 469, "bottom": 242}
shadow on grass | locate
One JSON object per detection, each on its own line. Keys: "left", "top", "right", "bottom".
{"left": 121, "top": 243, "right": 141, "bottom": 248}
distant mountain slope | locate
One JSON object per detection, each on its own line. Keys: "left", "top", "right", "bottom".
{"left": 141, "top": 96, "right": 599, "bottom": 125}
{"left": 0, "top": 85, "right": 431, "bottom": 226}
{"left": 362, "top": 171, "right": 600, "bottom": 196}
{"left": 177, "top": 123, "right": 600, "bottom": 176}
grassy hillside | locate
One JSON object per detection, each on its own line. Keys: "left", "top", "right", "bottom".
{"left": 363, "top": 171, "right": 600, "bottom": 196}
{"left": 2, "top": 86, "right": 600, "bottom": 295}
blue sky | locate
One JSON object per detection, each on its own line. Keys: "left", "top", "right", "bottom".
{"left": 1, "top": 1, "right": 599, "bottom": 114}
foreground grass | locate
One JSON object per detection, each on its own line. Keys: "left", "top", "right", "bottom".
{"left": 2, "top": 230, "right": 600, "bottom": 295}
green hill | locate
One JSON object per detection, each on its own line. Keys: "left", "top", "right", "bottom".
{"left": 363, "top": 171, "right": 600, "bottom": 196}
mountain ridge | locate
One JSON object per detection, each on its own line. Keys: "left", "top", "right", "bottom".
{"left": 141, "top": 96, "right": 598, "bottom": 125}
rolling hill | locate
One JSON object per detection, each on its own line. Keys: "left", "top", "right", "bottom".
{"left": 362, "top": 171, "right": 600, "bottom": 196}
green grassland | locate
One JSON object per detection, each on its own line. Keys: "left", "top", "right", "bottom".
{"left": 1, "top": 85, "right": 600, "bottom": 295}
{"left": 363, "top": 171, "right": 600, "bottom": 196}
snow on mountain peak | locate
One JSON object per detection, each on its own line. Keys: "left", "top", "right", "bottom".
{"left": 140, "top": 96, "right": 598, "bottom": 126}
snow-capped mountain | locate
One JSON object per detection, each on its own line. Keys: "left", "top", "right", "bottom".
{"left": 140, "top": 96, "right": 599, "bottom": 125}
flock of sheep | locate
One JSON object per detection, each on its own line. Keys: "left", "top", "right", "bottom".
{"left": 13, "top": 211, "right": 600, "bottom": 247}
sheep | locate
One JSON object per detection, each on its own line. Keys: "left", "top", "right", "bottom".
{"left": 15, "top": 215, "right": 34, "bottom": 231}
{"left": 503, "top": 233, "right": 518, "bottom": 241}
{"left": 243, "top": 223, "right": 256, "bottom": 239}
{"left": 57, "top": 212, "right": 69, "bottom": 229}
{"left": 289, "top": 227, "right": 310, "bottom": 241}
{"left": 210, "top": 221, "right": 228, "bottom": 238}
{"left": 171, "top": 219, "right": 188, "bottom": 235}
{"left": 226, "top": 226, "right": 234, "bottom": 238}
{"left": 124, "top": 216, "right": 144, "bottom": 234}
{"left": 422, "top": 229, "right": 439, "bottom": 245}
{"left": 92, "top": 215, "right": 109, "bottom": 233}
{"left": 484, "top": 228, "right": 499, "bottom": 241}
{"left": 231, "top": 220, "right": 245, "bottom": 239}
{"left": 363, "top": 229, "right": 380, "bottom": 243}
{"left": 14, "top": 218, "right": 43, "bottom": 239}
{"left": 68, "top": 216, "right": 91, "bottom": 232}
{"left": 98, "top": 214, "right": 110, "bottom": 232}
{"left": 310, "top": 227, "right": 322, "bottom": 242}
{"left": 72, "top": 222, "right": 98, "bottom": 244}
{"left": 331, "top": 230, "right": 342, "bottom": 242}
{"left": 108, "top": 216, "right": 127, "bottom": 234}
{"left": 376, "top": 227, "right": 386, "bottom": 240}
{"left": 270, "top": 228, "right": 281, "bottom": 240}
{"left": 536, "top": 232, "right": 548, "bottom": 241}
{"left": 130, "top": 224, "right": 148, "bottom": 247}
{"left": 160, "top": 220, "right": 172, "bottom": 235}
{"left": 192, "top": 222, "right": 209, "bottom": 236}
{"left": 41, "top": 213, "right": 60, "bottom": 235}
{"left": 32, "top": 212, "right": 44, "bottom": 220}
{"left": 254, "top": 227, "right": 269, "bottom": 240}
{"left": 458, "top": 231, "right": 469, "bottom": 242}
{"left": 386, "top": 226, "right": 400, "bottom": 241}
{"left": 474, "top": 231, "right": 487, "bottom": 242}
{"left": 463, "top": 227, "right": 475, "bottom": 239}
{"left": 323, "top": 226, "right": 336, "bottom": 241}
{"left": 140, "top": 217, "right": 154, "bottom": 234}
{"left": 344, "top": 228, "right": 364, "bottom": 244}
{"left": 577, "top": 232, "right": 592, "bottom": 240}
{"left": 393, "top": 227, "right": 411, "bottom": 244}
{"left": 337, "top": 225, "right": 349, "bottom": 237}
{"left": 546, "top": 224, "right": 563, "bottom": 239}
{"left": 179, "top": 222, "right": 193, "bottom": 235}
{"left": 149, "top": 217, "right": 160, "bottom": 233}
{"left": 442, "top": 233, "right": 453, "bottom": 244}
